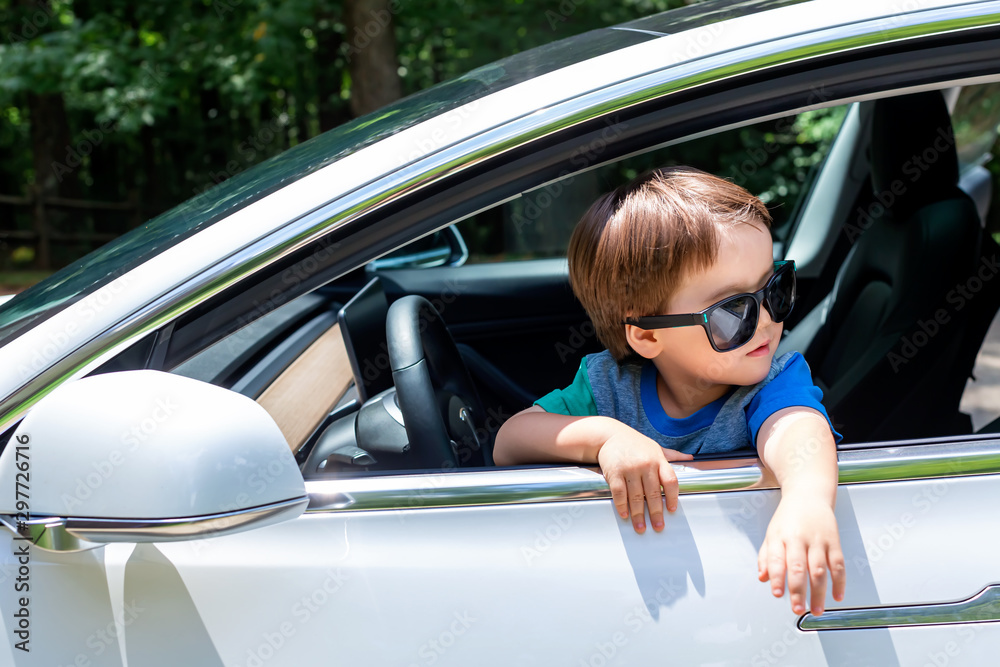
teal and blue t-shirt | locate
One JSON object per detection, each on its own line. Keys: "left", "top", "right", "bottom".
{"left": 534, "top": 350, "right": 842, "bottom": 455}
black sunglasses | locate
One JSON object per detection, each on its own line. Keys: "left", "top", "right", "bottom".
{"left": 624, "top": 261, "right": 796, "bottom": 353}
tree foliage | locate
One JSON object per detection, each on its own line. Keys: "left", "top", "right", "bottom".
{"left": 0, "top": 0, "right": 689, "bottom": 268}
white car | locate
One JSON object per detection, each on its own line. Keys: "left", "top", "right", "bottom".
{"left": 2, "top": 1, "right": 1000, "bottom": 665}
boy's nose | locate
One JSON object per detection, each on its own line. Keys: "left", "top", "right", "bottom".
{"left": 757, "top": 302, "right": 774, "bottom": 328}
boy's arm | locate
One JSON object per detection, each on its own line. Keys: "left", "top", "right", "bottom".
{"left": 756, "top": 406, "right": 846, "bottom": 617}
{"left": 495, "top": 406, "right": 693, "bottom": 533}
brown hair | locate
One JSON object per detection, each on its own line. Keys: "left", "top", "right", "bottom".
{"left": 568, "top": 166, "right": 772, "bottom": 363}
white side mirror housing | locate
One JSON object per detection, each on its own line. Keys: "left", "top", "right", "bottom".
{"left": 0, "top": 370, "right": 306, "bottom": 551}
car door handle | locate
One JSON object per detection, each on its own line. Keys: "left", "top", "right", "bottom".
{"left": 799, "top": 584, "right": 1000, "bottom": 630}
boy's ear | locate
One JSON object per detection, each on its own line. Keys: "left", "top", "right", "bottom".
{"left": 625, "top": 324, "right": 663, "bottom": 360}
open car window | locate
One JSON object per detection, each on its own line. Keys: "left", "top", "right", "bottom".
{"left": 115, "top": 79, "right": 1000, "bottom": 478}
{"left": 447, "top": 105, "right": 849, "bottom": 264}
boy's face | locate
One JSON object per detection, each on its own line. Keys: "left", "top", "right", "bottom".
{"left": 634, "top": 220, "right": 780, "bottom": 389}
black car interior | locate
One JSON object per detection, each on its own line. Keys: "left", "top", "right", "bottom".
{"left": 306, "top": 283, "right": 489, "bottom": 472}
{"left": 132, "top": 76, "right": 1000, "bottom": 478}
{"left": 779, "top": 89, "right": 1000, "bottom": 442}
{"left": 298, "top": 89, "right": 1000, "bottom": 474}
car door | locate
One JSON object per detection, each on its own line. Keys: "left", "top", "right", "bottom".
{"left": 6, "top": 441, "right": 1000, "bottom": 666}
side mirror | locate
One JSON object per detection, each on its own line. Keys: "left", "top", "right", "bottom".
{"left": 0, "top": 370, "right": 306, "bottom": 551}
{"left": 367, "top": 225, "right": 468, "bottom": 271}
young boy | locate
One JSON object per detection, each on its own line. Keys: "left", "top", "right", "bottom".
{"left": 493, "top": 166, "right": 845, "bottom": 617}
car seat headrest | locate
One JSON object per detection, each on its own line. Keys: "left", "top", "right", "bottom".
{"left": 870, "top": 90, "right": 960, "bottom": 220}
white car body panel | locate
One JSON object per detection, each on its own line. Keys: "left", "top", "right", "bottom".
{"left": 4, "top": 469, "right": 1000, "bottom": 665}
{"left": 1, "top": 1, "right": 1000, "bottom": 665}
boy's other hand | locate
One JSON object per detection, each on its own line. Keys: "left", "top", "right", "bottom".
{"left": 756, "top": 495, "right": 846, "bottom": 616}
{"left": 597, "top": 429, "right": 693, "bottom": 534}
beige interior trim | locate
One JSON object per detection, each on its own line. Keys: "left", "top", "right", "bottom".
{"left": 256, "top": 323, "right": 354, "bottom": 452}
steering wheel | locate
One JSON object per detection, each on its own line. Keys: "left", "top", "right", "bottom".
{"left": 386, "top": 295, "right": 490, "bottom": 468}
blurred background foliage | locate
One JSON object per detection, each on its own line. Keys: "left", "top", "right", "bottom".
{"left": 0, "top": 0, "right": 691, "bottom": 280}
{"left": 1, "top": 0, "right": 996, "bottom": 282}
{"left": 463, "top": 105, "right": 849, "bottom": 263}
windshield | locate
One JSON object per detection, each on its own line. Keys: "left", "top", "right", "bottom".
{"left": 0, "top": 0, "right": 806, "bottom": 347}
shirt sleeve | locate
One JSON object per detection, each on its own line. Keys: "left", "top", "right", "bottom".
{"left": 745, "top": 352, "right": 843, "bottom": 448}
{"left": 533, "top": 357, "right": 598, "bottom": 416}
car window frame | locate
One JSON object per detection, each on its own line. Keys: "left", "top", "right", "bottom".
{"left": 154, "top": 60, "right": 1000, "bottom": 478}
{"left": 5, "top": 12, "right": 1000, "bottom": 444}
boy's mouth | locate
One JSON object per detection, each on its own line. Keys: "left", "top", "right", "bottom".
{"left": 746, "top": 339, "right": 770, "bottom": 357}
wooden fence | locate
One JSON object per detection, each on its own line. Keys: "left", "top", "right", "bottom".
{"left": 0, "top": 185, "right": 140, "bottom": 270}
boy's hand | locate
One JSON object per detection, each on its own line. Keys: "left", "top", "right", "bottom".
{"left": 757, "top": 494, "right": 846, "bottom": 616}
{"left": 597, "top": 429, "right": 693, "bottom": 534}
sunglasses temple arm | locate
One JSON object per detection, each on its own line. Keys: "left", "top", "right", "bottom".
{"left": 624, "top": 313, "right": 707, "bottom": 329}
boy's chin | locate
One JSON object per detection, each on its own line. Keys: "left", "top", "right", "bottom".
{"left": 729, "top": 355, "right": 774, "bottom": 386}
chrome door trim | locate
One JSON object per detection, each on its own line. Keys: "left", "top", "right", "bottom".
{"left": 305, "top": 439, "right": 1000, "bottom": 513}
{"left": 800, "top": 584, "right": 1000, "bottom": 630}
{"left": 305, "top": 460, "right": 765, "bottom": 512}
{"left": 3, "top": 3, "right": 999, "bottom": 432}
{"left": 0, "top": 496, "right": 308, "bottom": 552}
{"left": 837, "top": 439, "right": 1000, "bottom": 483}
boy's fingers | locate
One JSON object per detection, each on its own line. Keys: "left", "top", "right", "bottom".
{"left": 767, "top": 538, "right": 787, "bottom": 598}
{"left": 641, "top": 470, "right": 665, "bottom": 531}
{"left": 607, "top": 473, "right": 629, "bottom": 520}
{"left": 658, "top": 461, "right": 680, "bottom": 513}
{"left": 807, "top": 543, "right": 828, "bottom": 616}
{"left": 661, "top": 448, "right": 694, "bottom": 462}
{"left": 828, "top": 542, "right": 847, "bottom": 602}
{"left": 626, "top": 476, "right": 647, "bottom": 533}
{"left": 757, "top": 542, "right": 769, "bottom": 581}
{"left": 785, "top": 542, "right": 808, "bottom": 615}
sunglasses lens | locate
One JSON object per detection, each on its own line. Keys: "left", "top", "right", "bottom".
{"left": 765, "top": 265, "right": 796, "bottom": 322}
{"left": 708, "top": 296, "right": 758, "bottom": 351}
